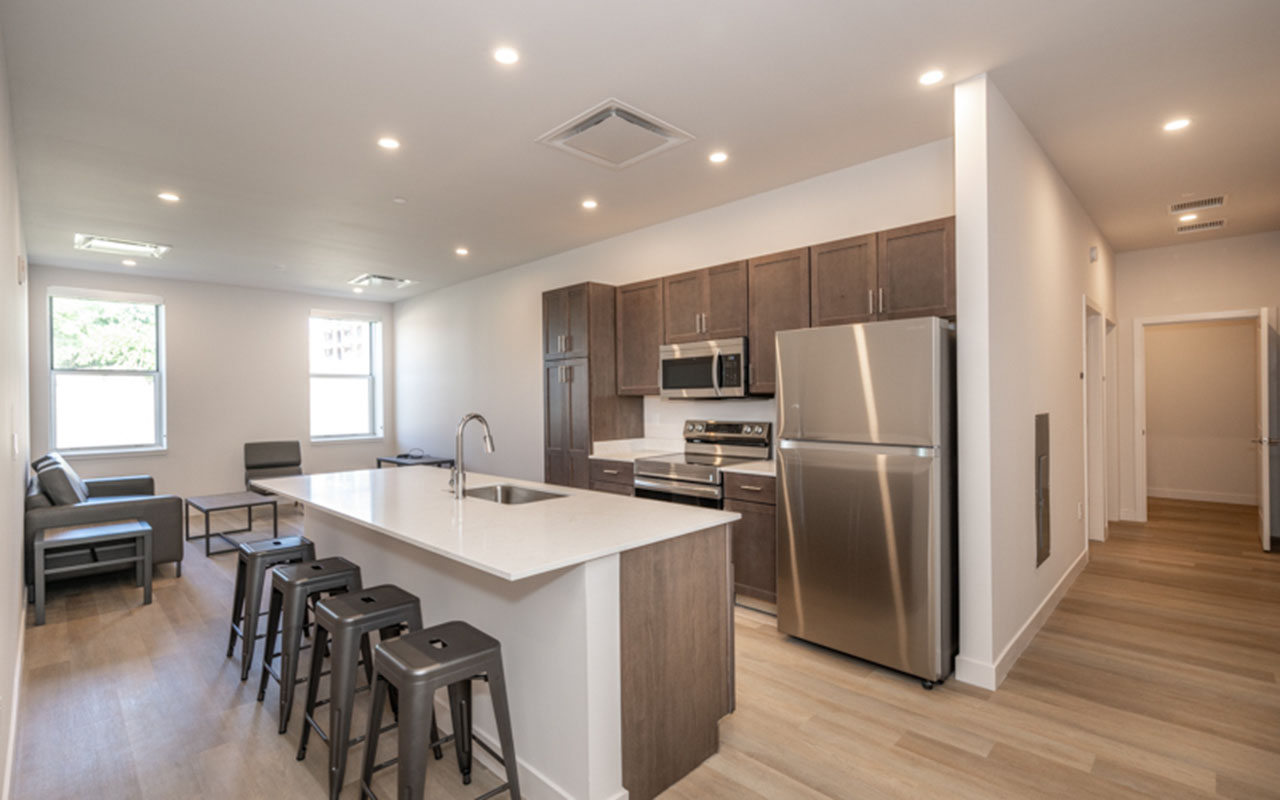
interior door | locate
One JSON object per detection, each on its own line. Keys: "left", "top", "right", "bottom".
{"left": 1259, "top": 308, "right": 1272, "bottom": 551}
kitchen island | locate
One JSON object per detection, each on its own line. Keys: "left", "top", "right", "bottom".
{"left": 254, "top": 467, "right": 739, "bottom": 800}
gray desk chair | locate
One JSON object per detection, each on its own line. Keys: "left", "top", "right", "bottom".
{"left": 244, "top": 441, "right": 302, "bottom": 494}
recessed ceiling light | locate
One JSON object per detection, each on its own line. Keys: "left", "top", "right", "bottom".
{"left": 708, "top": 151, "right": 728, "bottom": 164}
{"left": 377, "top": 136, "right": 401, "bottom": 150}
{"left": 581, "top": 199, "right": 598, "bottom": 210}
{"left": 157, "top": 191, "right": 180, "bottom": 203}
{"left": 1179, "top": 213, "right": 1198, "bottom": 222}
{"left": 121, "top": 259, "right": 137, "bottom": 267}
{"left": 918, "top": 69, "right": 945, "bottom": 86}
{"left": 455, "top": 247, "right": 469, "bottom": 256}
{"left": 392, "top": 196, "right": 407, "bottom": 205}
{"left": 73, "top": 233, "right": 170, "bottom": 258}
{"left": 352, "top": 287, "right": 364, "bottom": 294}
{"left": 493, "top": 47, "right": 519, "bottom": 65}
{"left": 1163, "top": 118, "right": 1190, "bottom": 132}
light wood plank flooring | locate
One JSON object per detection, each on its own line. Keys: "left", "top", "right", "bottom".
{"left": 14, "top": 498, "right": 1280, "bottom": 799}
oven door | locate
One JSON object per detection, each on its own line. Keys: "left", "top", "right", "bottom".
{"left": 633, "top": 476, "right": 724, "bottom": 508}
{"left": 659, "top": 338, "right": 746, "bottom": 399}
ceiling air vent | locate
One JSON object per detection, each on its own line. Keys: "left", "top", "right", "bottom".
{"left": 348, "top": 273, "right": 416, "bottom": 289}
{"left": 536, "top": 98, "right": 693, "bottom": 169}
{"left": 1169, "top": 195, "right": 1226, "bottom": 214}
{"left": 1175, "top": 219, "right": 1226, "bottom": 234}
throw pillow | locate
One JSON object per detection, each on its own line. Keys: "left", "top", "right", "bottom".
{"left": 36, "top": 461, "right": 89, "bottom": 505}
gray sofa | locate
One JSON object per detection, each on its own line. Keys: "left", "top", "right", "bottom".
{"left": 24, "top": 469, "right": 184, "bottom": 598}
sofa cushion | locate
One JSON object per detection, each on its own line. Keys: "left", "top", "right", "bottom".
{"left": 36, "top": 460, "right": 89, "bottom": 505}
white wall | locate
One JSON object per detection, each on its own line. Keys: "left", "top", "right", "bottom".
{"left": 27, "top": 266, "right": 395, "bottom": 500}
{"left": 954, "top": 74, "right": 1115, "bottom": 690}
{"left": 1115, "top": 231, "right": 1280, "bottom": 518}
{"left": 0, "top": 28, "right": 28, "bottom": 798}
{"left": 1145, "top": 320, "right": 1257, "bottom": 505}
{"left": 395, "top": 139, "right": 955, "bottom": 478}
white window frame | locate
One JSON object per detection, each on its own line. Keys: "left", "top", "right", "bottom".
{"left": 308, "top": 310, "right": 384, "bottom": 443}
{"left": 48, "top": 287, "right": 167, "bottom": 456}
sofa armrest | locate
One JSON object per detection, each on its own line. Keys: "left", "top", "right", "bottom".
{"left": 84, "top": 475, "right": 155, "bottom": 497}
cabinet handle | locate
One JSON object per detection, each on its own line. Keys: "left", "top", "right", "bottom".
{"left": 563, "top": 334, "right": 571, "bottom": 352}
{"left": 739, "top": 484, "right": 764, "bottom": 492}
{"left": 602, "top": 469, "right": 619, "bottom": 475}
{"left": 557, "top": 365, "right": 565, "bottom": 383}
{"left": 867, "top": 289, "right": 874, "bottom": 315}
{"left": 878, "top": 287, "right": 885, "bottom": 314}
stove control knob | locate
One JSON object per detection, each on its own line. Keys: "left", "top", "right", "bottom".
{"left": 753, "top": 425, "right": 764, "bottom": 434}
{"left": 686, "top": 423, "right": 694, "bottom": 432}
{"left": 742, "top": 424, "right": 752, "bottom": 434}
{"left": 695, "top": 423, "right": 705, "bottom": 433}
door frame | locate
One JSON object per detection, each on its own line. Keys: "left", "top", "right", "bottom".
{"left": 1132, "top": 307, "right": 1265, "bottom": 523}
{"left": 1082, "top": 298, "right": 1110, "bottom": 544}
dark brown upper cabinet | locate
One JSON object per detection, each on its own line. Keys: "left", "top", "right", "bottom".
{"left": 810, "top": 234, "right": 878, "bottom": 327}
{"left": 615, "top": 279, "right": 664, "bottom": 396}
{"left": 543, "top": 283, "right": 589, "bottom": 360}
{"left": 876, "top": 217, "right": 955, "bottom": 320}
{"left": 747, "top": 248, "right": 810, "bottom": 395}
{"left": 662, "top": 261, "right": 748, "bottom": 345}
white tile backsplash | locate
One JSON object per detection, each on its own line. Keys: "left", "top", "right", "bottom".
{"left": 642, "top": 395, "right": 776, "bottom": 440}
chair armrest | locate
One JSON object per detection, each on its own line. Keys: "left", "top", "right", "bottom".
{"left": 84, "top": 475, "right": 155, "bottom": 497}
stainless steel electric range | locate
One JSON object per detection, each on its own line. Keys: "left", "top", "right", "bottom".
{"left": 633, "top": 420, "right": 772, "bottom": 508}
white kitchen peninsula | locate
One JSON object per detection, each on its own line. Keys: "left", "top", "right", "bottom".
{"left": 254, "top": 467, "right": 739, "bottom": 800}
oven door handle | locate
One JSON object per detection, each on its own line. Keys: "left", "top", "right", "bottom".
{"left": 633, "top": 477, "right": 723, "bottom": 500}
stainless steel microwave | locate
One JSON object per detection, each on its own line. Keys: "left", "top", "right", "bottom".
{"left": 659, "top": 338, "right": 747, "bottom": 399}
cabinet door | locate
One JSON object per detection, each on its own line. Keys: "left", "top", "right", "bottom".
{"left": 544, "top": 362, "right": 571, "bottom": 485}
{"left": 705, "top": 261, "right": 748, "bottom": 339}
{"left": 565, "top": 358, "right": 592, "bottom": 489}
{"left": 811, "top": 234, "right": 877, "bottom": 326}
{"left": 747, "top": 248, "right": 810, "bottom": 395}
{"left": 725, "top": 498, "right": 777, "bottom": 602}
{"left": 663, "top": 269, "right": 707, "bottom": 344}
{"left": 616, "top": 280, "right": 663, "bottom": 395}
{"left": 543, "top": 284, "right": 591, "bottom": 360}
{"left": 876, "top": 217, "right": 955, "bottom": 320}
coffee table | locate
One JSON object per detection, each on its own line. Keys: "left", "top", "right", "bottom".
{"left": 186, "top": 491, "right": 279, "bottom": 556}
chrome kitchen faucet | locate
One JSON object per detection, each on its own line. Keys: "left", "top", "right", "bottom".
{"left": 452, "top": 413, "right": 495, "bottom": 499}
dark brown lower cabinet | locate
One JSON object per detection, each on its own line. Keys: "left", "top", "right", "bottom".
{"left": 725, "top": 498, "right": 776, "bottom": 603}
{"left": 544, "top": 358, "right": 590, "bottom": 488}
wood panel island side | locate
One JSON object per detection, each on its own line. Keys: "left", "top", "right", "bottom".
{"left": 254, "top": 467, "right": 739, "bottom": 800}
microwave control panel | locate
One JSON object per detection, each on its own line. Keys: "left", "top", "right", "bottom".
{"left": 720, "top": 353, "right": 742, "bottom": 387}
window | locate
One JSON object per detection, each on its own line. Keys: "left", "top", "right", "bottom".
{"left": 50, "top": 291, "right": 165, "bottom": 453}
{"left": 309, "top": 314, "right": 383, "bottom": 440}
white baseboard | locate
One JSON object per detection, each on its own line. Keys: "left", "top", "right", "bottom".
{"left": 955, "top": 548, "right": 1089, "bottom": 692}
{"left": 1148, "top": 487, "right": 1258, "bottom": 506}
{"left": 3, "top": 589, "right": 25, "bottom": 800}
{"left": 433, "top": 696, "right": 629, "bottom": 800}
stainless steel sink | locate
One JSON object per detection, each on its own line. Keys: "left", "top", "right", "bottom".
{"left": 464, "top": 484, "right": 566, "bottom": 505}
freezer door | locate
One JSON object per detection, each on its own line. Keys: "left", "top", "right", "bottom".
{"left": 776, "top": 439, "right": 945, "bottom": 680}
{"left": 776, "top": 317, "right": 945, "bottom": 447}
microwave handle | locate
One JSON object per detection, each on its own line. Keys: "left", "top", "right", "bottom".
{"left": 711, "top": 351, "right": 721, "bottom": 396}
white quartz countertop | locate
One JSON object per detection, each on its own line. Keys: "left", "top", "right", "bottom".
{"left": 253, "top": 467, "right": 739, "bottom": 582}
{"left": 589, "top": 438, "right": 683, "bottom": 462}
{"left": 720, "top": 459, "right": 776, "bottom": 477}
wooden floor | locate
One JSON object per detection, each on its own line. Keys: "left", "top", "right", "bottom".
{"left": 14, "top": 498, "right": 1280, "bottom": 799}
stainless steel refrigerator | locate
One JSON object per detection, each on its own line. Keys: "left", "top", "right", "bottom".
{"left": 775, "top": 316, "right": 956, "bottom": 686}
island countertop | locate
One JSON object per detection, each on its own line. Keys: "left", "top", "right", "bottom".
{"left": 253, "top": 467, "right": 739, "bottom": 582}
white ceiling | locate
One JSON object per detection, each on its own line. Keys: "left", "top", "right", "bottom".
{"left": 1, "top": 0, "right": 1277, "bottom": 300}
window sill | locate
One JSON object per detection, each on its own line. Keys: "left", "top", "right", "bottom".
{"left": 60, "top": 446, "right": 168, "bottom": 460}
{"left": 310, "top": 435, "right": 384, "bottom": 446}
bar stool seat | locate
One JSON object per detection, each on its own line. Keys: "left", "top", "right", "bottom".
{"left": 227, "top": 536, "right": 315, "bottom": 681}
{"left": 360, "top": 621, "right": 520, "bottom": 800}
{"left": 258, "top": 556, "right": 363, "bottom": 734}
{"left": 298, "top": 584, "right": 425, "bottom": 800}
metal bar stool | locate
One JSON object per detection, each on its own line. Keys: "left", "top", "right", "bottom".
{"left": 360, "top": 621, "right": 520, "bottom": 800}
{"left": 227, "top": 536, "right": 315, "bottom": 681}
{"left": 257, "top": 557, "right": 363, "bottom": 734}
{"left": 297, "top": 584, "right": 427, "bottom": 800}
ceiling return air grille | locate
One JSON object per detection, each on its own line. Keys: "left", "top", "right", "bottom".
{"left": 1169, "top": 195, "right": 1226, "bottom": 214}
{"left": 536, "top": 98, "right": 694, "bottom": 169}
{"left": 1176, "top": 219, "right": 1226, "bottom": 234}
